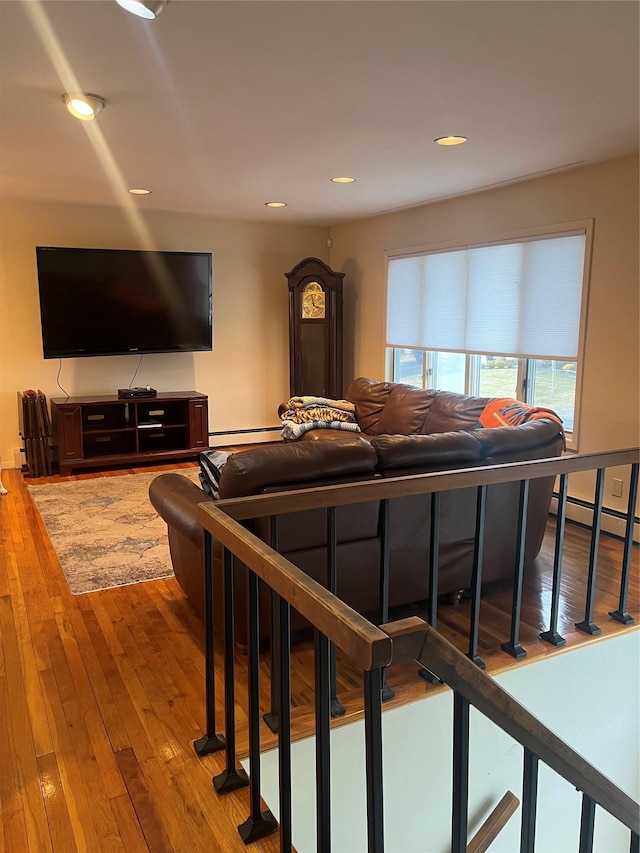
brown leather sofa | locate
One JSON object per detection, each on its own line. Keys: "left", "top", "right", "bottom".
{"left": 149, "top": 378, "right": 564, "bottom": 646}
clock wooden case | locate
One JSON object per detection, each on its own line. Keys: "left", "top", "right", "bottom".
{"left": 286, "top": 257, "right": 344, "bottom": 399}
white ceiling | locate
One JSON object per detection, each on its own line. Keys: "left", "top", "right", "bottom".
{"left": 1, "top": 0, "right": 638, "bottom": 227}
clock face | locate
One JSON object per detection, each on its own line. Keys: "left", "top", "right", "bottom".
{"left": 301, "top": 281, "right": 325, "bottom": 319}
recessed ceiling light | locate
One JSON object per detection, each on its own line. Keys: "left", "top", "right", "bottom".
{"left": 265, "top": 201, "right": 287, "bottom": 208}
{"left": 62, "top": 93, "right": 106, "bottom": 121}
{"left": 128, "top": 188, "right": 151, "bottom": 195}
{"left": 331, "top": 176, "right": 356, "bottom": 184}
{"left": 434, "top": 136, "right": 469, "bottom": 146}
{"left": 116, "top": 0, "right": 168, "bottom": 19}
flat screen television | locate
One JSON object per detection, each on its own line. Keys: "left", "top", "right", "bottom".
{"left": 36, "top": 246, "right": 212, "bottom": 359}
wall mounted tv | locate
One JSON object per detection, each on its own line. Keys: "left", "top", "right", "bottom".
{"left": 36, "top": 246, "right": 212, "bottom": 359}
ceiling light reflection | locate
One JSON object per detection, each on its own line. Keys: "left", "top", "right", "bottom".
{"left": 116, "top": 0, "right": 168, "bottom": 20}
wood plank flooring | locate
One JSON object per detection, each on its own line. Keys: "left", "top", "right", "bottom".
{"left": 1, "top": 463, "right": 638, "bottom": 852}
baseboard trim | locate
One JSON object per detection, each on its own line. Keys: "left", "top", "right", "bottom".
{"left": 208, "top": 425, "right": 281, "bottom": 447}
{"left": 550, "top": 496, "right": 640, "bottom": 542}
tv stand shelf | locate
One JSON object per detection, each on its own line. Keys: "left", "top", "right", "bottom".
{"left": 51, "top": 391, "right": 208, "bottom": 475}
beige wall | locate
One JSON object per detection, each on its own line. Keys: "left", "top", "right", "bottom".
{"left": 0, "top": 200, "right": 328, "bottom": 467}
{"left": 330, "top": 155, "right": 640, "bottom": 457}
{"left": 2, "top": 155, "right": 638, "bottom": 490}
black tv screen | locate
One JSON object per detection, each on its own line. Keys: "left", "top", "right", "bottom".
{"left": 36, "top": 246, "right": 212, "bottom": 359}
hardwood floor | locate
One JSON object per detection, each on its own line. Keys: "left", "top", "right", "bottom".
{"left": 1, "top": 463, "right": 638, "bottom": 852}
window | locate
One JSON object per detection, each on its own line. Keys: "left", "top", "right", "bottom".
{"left": 386, "top": 222, "right": 592, "bottom": 448}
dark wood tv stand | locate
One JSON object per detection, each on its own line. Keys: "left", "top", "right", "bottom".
{"left": 51, "top": 391, "right": 209, "bottom": 475}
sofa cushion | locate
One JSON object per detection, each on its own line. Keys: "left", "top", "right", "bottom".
{"left": 376, "top": 384, "right": 437, "bottom": 435}
{"left": 219, "top": 436, "right": 379, "bottom": 499}
{"left": 345, "top": 377, "right": 395, "bottom": 435}
{"left": 474, "top": 419, "right": 564, "bottom": 463}
{"left": 424, "top": 390, "right": 490, "bottom": 434}
{"left": 299, "top": 429, "right": 371, "bottom": 444}
{"left": 371, "top": 431, "right": 483, "bottom": 473}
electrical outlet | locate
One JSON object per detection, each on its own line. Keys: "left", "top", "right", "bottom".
{"left": 612, "top": 478, "right": 623, "bottom": 498}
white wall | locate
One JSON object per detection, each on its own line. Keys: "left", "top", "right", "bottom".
{"left": 252, "top": 630, "right": 640, "bottom": 853}
{"left": 0, "top": 199, "right": 329, "bottom": 467}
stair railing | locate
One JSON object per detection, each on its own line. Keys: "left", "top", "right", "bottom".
{"left": 193, "top": 446, "right": 639, "bottom": 851}
{"left": 381, "top": 615, "right": 640, "bottom": 852}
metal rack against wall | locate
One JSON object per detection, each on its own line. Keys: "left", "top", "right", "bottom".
{"left": 18, "top": 389, "right": 52, "bottom": 477}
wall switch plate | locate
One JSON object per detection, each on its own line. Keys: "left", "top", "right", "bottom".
{"left": 612, "top": 477, "right": 623, "bottom": 498}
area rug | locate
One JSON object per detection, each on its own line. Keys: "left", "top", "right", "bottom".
{"left": 28, "top": 468, "right": 201, "bottom": 595}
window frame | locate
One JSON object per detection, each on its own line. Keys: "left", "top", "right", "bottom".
{"left": 384, "top": 220, "right": 594, "bottom": 451}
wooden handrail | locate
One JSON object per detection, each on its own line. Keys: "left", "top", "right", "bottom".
{"left": 382, "top": 617, "right": 640, "bottom": 836}
{"left": 197, "top": 501, "right": 393, "bottom": 671}
{"left": 214, "top": 447, "right": 640, "bottom": 522}
{"left": 467, "top": 791, "right": 519, "bottom": 853}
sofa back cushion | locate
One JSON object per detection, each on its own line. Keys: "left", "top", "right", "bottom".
{"left": 474, "top": 419, "right": 564, "bottom": 463}
{"left": 424, "top": 390, "right": 489, "bottom": 433}
{"left": 371, "top": 431, "right": 483, "bottom": 474}
{"left": 218, "top": 438, "right": 382, "bottom": 554}
{"left": 345, "top": 377, "right": 395, "bottom": 434}
{"left": 219, "top": 436, "right": 379, "bottom": 499}
{"left": 375, "top": 384, "right": 437, "bottom": 435}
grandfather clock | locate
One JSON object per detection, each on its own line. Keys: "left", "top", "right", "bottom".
{"left": 286, "top": 257, "right": 344, "bottom": 399}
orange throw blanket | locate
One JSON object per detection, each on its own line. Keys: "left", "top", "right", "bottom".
{"left": 478, "top": 398, "right": 566, "bottom": 450}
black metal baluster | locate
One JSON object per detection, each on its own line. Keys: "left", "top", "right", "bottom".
{"left": 238, "top": 569, "right": 278, "bottom": 843}
{"left": 264, "top": 516, "right": 280, "bottom": 732}
{"left": 451, "top": 692, "right": 470, "bottom": 853}
{"left": 194, "top": 529, "right": 226, "bottom": 756}
{"left": 576, "top": 468, "right": 604, "bottom": 635}
{"left": 315, "top": 629, "right": 331, "bottom": 853}
{"left": 501, "top": 479, "right": 529, "bottom": 659}
{"left": 578, "top": 794, "right": 596, "bottom": 853}
{"left": 419, "top": 492, "right": 441, "bottom": 684}
{"left": 327, "top": 507, "right": 345, "bottom": 717}
{"left": 520, "top": 748, "right": 538, "bottom": 853}
{"left": 427, "top": 491, "right": 440, "bottom": 628}
{"left": 277, "top": 595, "right": 293, "bottom": 852}
{"left": 468, "top": 485, "right": 487, "bottom": 668}
{"left": 363, "top": 666, "right": 384, "bottom": 853}
{"left": 630, "top": 830, "right": 640, "bottom": 853}
{"left": 540, "top": 472, "right": 568, "bottom": 646}
{"left": 609, "top": 461, "right": 639, "bottom": 625}
{"left": 378, "top": 499, "right": 394, "bottom": 700}
{"left": 213, "top": 549, "right": 249, "bottom": 793}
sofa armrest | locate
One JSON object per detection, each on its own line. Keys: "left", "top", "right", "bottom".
{"left": 149, "top": 472, "right": 210, "bottom": 548}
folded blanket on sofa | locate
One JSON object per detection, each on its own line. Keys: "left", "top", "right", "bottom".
{"left": 287, "top": 395, "right": 356, "bottom": 413}
{"left": 478, "top": 398, "right": 566, "bottom": 449}
{"left": 279, "top": 396, "right": 356, "bottom": 421}
{"left": 279, "top": 395, "right": 359, "bottom": 439}
{"left": 281, "top": 419, "right": 362, "bottom": 441}
{"left": 198, "top": 449, "right": 232, "bottom": 499}
{"left": 280, "top": 405, "right": 356, "bottom": 425}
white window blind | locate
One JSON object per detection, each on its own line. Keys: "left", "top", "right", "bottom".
{"left": 387, "top": 231, "right": 587, "bottom": 360}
